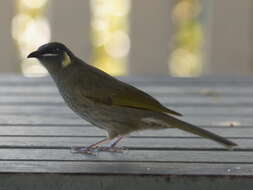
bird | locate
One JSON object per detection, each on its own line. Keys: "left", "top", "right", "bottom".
{"left": 27, "top": 42, "right": 237, "bottom": 154}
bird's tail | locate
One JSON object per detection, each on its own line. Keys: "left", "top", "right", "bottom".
{"left": 164, "top": 115, "right": 237, "bottom": 149}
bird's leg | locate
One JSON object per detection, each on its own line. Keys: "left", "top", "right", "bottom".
{"left": 111, "top": 135, "right": 124, "bottom": 147}
{"left": 98, "top": 136, "right": 126, "bottom": 153}
{"left": 71, "top": 137, "right": 110, "bottom": 154}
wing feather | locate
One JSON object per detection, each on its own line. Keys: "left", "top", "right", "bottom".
{"left": 78, "top": 81, "right": 182, "bottom": 116}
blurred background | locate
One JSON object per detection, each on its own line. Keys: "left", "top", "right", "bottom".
{"left": 0, "top": 0, "right": 252, "bottom": 77}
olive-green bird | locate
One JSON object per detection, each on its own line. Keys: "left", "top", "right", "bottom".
{"left": 28, "top": 42, "right": 237, "bottom": 153}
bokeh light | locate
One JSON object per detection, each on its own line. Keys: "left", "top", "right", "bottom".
{"left": 170, "top": 0, "right": 203, "bottom": 77}
{"left": 90, "top": 0, "right": 130, "bottom": 75}
{"left": 12, "top": 0, "right": 50, "bottom": 77}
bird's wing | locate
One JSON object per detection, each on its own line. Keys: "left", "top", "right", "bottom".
{"left": 112, "top": 85, "right": 182, "bottom": 116}
{"left": 78, "top": 81, "right": 182, "bottom": 116}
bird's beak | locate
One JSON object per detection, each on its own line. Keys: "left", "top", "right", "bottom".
{"left": 27, "top": 50, "right": 41, "bottom": 59}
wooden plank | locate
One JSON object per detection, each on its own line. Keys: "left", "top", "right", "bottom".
{"left": 0, "top": 136, "right": 247, "bottom": 149}
{"left": 1, "top": 91, "right": 253, "bottom": 98}
{"left": 2, "top": 96, "right": 253, "bottom": 108}
{"left": 3, "top": 112, "right": 247, "bottom": 121}
{"left": 3, "top": 75, "right": 253, "bottom": 83}
{"left": 0, "top": 115, "right": 249, "bottom": 126}
{"left": 0, "top": 126, "right": 250, "bottom": 138}
{"left": 2, "top": 94, "right": 253, "bottom": 102}
{"left": 3, "top": 79, "right": 253, "bottom": 87}
{"left": 4, "top": 85, "right": 253, "bottom": 95}
{"left": 1, "top": 107, "right": 253, "bottom": 118}
{"left": 2, "top": 76, "right": 253, "bottom": 90}
{"left": 1, "top": 105, "right": 253, "bottom": 116}
{"left": 0, "top": 161, "right": 250, "bottom": 176}
{"left": 3, "top": 85, "right": 253, "bottom": 96}
{"left": 0, "top": 83, "right": 245, "bottom": 94}
{"left": 0, "top": 149, "right": 251, "bottom": 163}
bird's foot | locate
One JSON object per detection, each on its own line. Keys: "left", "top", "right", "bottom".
{"left": 71, "top": 146, "right": 127, "bottom": 154}
{"left": 71, "top": 146, "right": 98, "bottom": 155}
{"left": 97, "top": 146, "right": 127, "bottom": 153}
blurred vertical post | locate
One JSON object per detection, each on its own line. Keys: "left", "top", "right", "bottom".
{"left": 203, "top": 0, "right": 253, "bottom": 75}
{"left": 12, "top": 0, "right": 50, "bottom": 76}
{"left": 0, "top": 0, "right": 20, "bottom": 73}
{"left": 90, "top": 0, "right": 130, "bottom": 75}
{"left": 129, "top": 0, "right": 173, "bottom": 75}
{"left": 49, "top": 0, "right": 91, "bottom": 62}
{"left": 170, "top": 0, "right": 203, "bottom": 77}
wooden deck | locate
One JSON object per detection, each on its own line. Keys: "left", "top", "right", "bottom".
{"left": 1, "top": 75, "right": 253, "bottom": 189}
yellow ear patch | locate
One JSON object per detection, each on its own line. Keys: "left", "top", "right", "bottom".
{"left": 62, "top": 52, "right": 71, "bottom": 68}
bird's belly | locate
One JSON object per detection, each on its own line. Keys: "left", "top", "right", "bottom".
{"left": 71, "top": 102, "right": 170, "bottom": 131}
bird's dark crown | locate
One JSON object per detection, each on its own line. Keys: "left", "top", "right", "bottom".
{"left": 27, "top": 42, "right": 74, "bottom": 60}
{"left": 38, "top": 42, "right": 72, "bottom": 56}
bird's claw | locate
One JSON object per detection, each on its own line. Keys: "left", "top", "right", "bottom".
{"left": 71, "top": 146, "right": 127, "bottom": 154}
{"left": 71, "top": 146, "right": 98, "bottom": 155}
{"left": 97, "top": 146, "right": 126, "bottom": 153}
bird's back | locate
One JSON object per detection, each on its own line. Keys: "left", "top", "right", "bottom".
{"left": 61, "top": 58, "right": 182, "bottom": 116}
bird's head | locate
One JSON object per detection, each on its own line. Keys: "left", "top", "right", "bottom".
{"left": 27, "top": 42, "right": 74, "bottom": 73}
